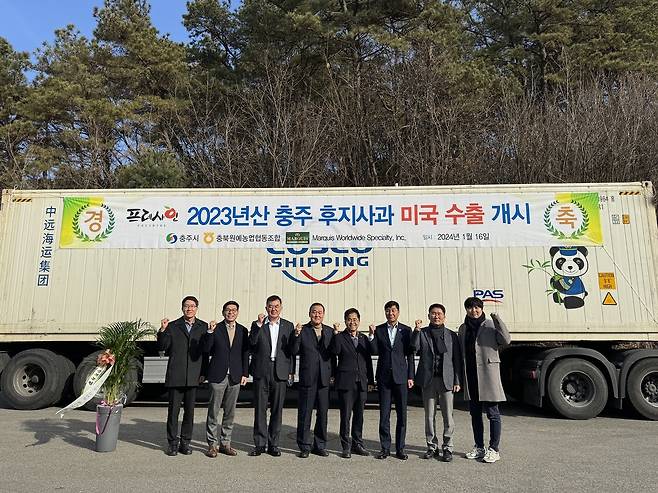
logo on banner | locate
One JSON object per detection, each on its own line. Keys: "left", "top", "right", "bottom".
{"left": 267, "top": 247, "right": 372, "bottom": 285}
{"left": 543, "top": 193, "right": 601, "bottom": 243}
{"left": 166, "top": 233, "right": 178, "bottom": 244}
{"left": 71, "top": 202, "right": 115, "bottom": 242}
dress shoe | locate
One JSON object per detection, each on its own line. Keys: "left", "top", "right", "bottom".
{"left": 421, "top": 449, "right": 435, "bottom": 460}
{"left": 341, "top": 450, "right": 351, "bottom": 459}
{"left": 248, "top": 446, "right": 266, "bottom": 456}
{"left": 178, "top": 443, "right": 192, "bottom": 455}
{"left": 219, "top": 444, "right": 238, "bottom": 456}
{"left": 442, "top": 449, "right": 453, "bottom": 462}
{"left": 375, "top": 449, "right": 390, "bottom": 460}
{"left": 205, "top": 445, "right": 218, "bottom": 458}
{"left": 395, "top": 451, "right": 408, "bottom": 460}
{"left": 267, "top": 446, "right": 282, "bottom": 457}
{"left": 311, "top": 448, "right": 329, "bottom": 457}
{"left": 352, "top": 445, "right": 370, "bottom": 456}
{"left": 298, "top": 450, "right": 310, "bottom": 458}
{"left": 166, "top": 443, "right": 178, "bottom": 456}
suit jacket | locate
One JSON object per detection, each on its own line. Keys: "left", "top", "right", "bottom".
{"left": 458, "top": 314, "right": 511, "bottom": 402}
{"left": 202, "top": 320, "right": 249, "bottom": 385}
{"left": 330, "top": 330, "right": 374, "bottom": 391}
{"left": 249, "top": 317, "right": 295, "bottom": 381}
{"left": 368, "top": 322, "right": 415, "bottom": 385}
{"left": 289, "top": 323, "right": 335, "bottom": 388}
{"left": 156, "top": 316, "right": 207, "bottom": 388}
{"left": 411, "top": 325, "right": 462, "bottom": 391}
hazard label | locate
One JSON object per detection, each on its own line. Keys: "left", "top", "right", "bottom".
{"left": 598, "top": 273, "right": 617, "bottom": 290}
{"left": 602, "top": 292, "right": 617, "bottom": 306}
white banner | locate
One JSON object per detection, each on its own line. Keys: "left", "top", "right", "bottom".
{"left": 55, "top": 364, "right": 112, "bottom": 417}
{"left": 59, "top": 192, "right": 602, "bottom": 249}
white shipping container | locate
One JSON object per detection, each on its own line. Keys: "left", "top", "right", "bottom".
{"left": 1, "top": 182, "right": 657, "bottom": 419}
{"left": 0, "top": 183, "right": 657, "bottom": 341}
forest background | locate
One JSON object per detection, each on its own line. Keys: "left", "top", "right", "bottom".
{"left": 1, "top": 0, "right": 657, "bottom": 190}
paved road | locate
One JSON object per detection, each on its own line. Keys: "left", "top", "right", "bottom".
{"left": 1, "top": 395, "right": 656, "bottom": 492}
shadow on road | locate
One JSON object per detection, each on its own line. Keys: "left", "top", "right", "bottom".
{"left": 21, "top": 418, "right": 96, "bottom": 450}
{"left": 19, "top": 412, "right": 430, "bottom": 457}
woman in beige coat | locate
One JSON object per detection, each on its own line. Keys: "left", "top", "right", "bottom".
{"left": 458, "top": 297, "right": 511, "bottom": 463}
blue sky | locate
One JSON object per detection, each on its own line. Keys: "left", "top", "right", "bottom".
{"left": 0, "top": 1, "right": 193, "bottom": 54}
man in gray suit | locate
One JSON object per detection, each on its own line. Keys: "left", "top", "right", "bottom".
{"left": 458, "top": 297, "right": 511, "bottom": 464}
{"left": 411, "top": 304, "right": 462, "bottom": 462}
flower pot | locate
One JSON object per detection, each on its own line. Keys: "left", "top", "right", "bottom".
{"left": 95, "top": 403, "right": 123, "bottom": 452}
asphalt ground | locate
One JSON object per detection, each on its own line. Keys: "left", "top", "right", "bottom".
{"left": 1, "top": 394, "right": 657, "bottom": 493}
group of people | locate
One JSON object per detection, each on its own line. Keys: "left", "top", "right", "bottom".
{"left": 156, "top": 294, "right": 511, "bottom": 463}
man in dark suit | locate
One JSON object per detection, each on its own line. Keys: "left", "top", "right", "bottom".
{"left": 157, "top": 295, "right": 207, "bottom": 456}
{"left": 289, "top": 302, "right": 335, "bottom": 458}
{"left": 368, "top": 300, "right": 415, "bottom": 460}
{"left": 330, "top": 308, "right": 374, "bottom": 459}
{"left": 202, "top": 300, "right": 249, "bottom": 458}
{"left": 248, "top": 294, "right": 295, "bottom": 457}
{"left": 411, "top": 303, "right": 462, "bottom": 462}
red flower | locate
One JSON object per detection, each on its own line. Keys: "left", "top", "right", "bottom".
{"left": 97, "top": 349, "right": 116, "bottom": 366}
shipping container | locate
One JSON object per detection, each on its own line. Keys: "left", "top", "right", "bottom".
{"left": 0, "top": 183, "right": 656, "bottom": 419}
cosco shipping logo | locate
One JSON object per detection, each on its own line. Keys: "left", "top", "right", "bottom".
{"left": 267, "top": 247, "right": 372, "bottom": 285}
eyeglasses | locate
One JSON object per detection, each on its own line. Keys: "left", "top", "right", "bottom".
{"left": 224, "top": 308, "right": 238, "bottom": 313}
{"left": 183, "top": 304, "right": 197, "bottom": 309}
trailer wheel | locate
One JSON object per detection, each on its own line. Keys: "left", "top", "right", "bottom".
{"left": 0, "top": 349, "right": 68, "bottom": 409}
{"left": 73, "top": 351, "right": 141, "bottom": 411}
{"left": 626, "top": 359, "right": 658, "bottom": 421}
{"left": 57, "top": 355, "right": 76, "bottom": 403}
{"left": 547, "top": 358, "right": 608, "bottom": 419}
{"left": 0, "top": 352, "right": 10, "bottom": 376}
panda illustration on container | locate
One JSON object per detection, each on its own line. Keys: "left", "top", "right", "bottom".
{"left": 549, "top": 246, "right": 589, "bottom": 309}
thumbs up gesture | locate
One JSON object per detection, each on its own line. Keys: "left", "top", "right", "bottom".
{"left": 333, "top": 322, "right": 342, "bottom": 334}
{"left": 208, "top": 320, "right": 217, "bottom": 333}
{"left": 414, "top": 319, "right": 423, "bottom": 331}
{"left": 294, "top": 322, "right": 302, "bottom": 337}
{"left": 257, "top": 313, "right": 266, "bottom": 327}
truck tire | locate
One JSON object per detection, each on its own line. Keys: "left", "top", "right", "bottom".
{"left": 0, "top": 352, "right": 10, "bottom": 376}
{"left": 73, "top": 351, "right": 141, "bottom": 411}
{"left": 626, "top": 359, "right": 658, "bottom": 420}
{"left": 547, "top": 358, "right": 608, "bottom": 419}
{"left": 57, "top": 355, "right": 76, "bottom": 403}
{"left": 0, "top": 349, "right": 68, "bottom": 409}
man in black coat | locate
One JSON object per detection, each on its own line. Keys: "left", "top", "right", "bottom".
{"left": 289, "top": 302, "right": 335, "bottom": 458}
{"left": 202, "top": 300, "right": 249, "bottom": 458}
{"left": 157, "top": 295, "right": 207, "bottom": 456}
{"left": 368, "top": 300, "right": 415, "bottom": 460}
{"left": 330, "top": 308, "right": 374, "bottom": 459}
{"left": 248, "top": 294, "right": 295, "bottom": 457}
{"left": 411, "top": 303, "right": 462, "bottom": 462}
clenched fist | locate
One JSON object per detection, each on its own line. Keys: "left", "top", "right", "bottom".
{"left": 294, "top": 322, "right": 302, "bottom": 337}
{"left": 414, "top": 319, "right": 423, "bottom": 331}
{"left": 160, "top": 318, "right": 169, "bottom": 332}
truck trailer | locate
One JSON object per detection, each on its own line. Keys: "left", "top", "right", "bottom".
{"left": 0, "top": 183, "right": 656, "bottom": 419}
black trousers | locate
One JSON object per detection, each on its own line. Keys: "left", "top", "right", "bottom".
{"left": 167, "top": 386, "right": 197, "bottom": 444}
{"left": 297, "top": 383, "right": 329, "bottom": 451}
{"left": 378, "top": 377, "right": 408, "bottom": 453}
{"left": 469, "top": 400, "right": 502, "bottom": 451}
{"left": 338, "top": 382, "right": 367, "bottom": 451}
{"left": 253, "top": 361, "right": 287, "bottom": 448}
